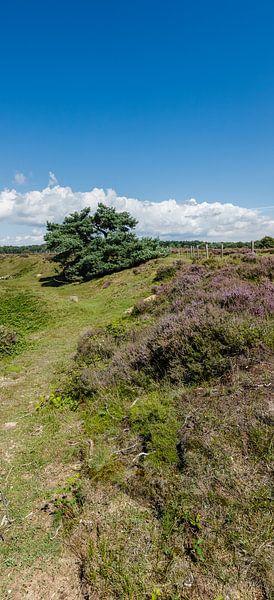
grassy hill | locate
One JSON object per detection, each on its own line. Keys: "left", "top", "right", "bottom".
{"left": 0, "top": 252, "right": 273, "bottom": 599}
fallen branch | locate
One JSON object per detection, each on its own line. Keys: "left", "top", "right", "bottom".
{"left": 132, "top": 451, "right": 149, "bottom": 463}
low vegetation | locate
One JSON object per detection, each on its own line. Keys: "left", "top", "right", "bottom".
{"left": 0, "top": 250, "right": 273, "bottom": 599}
{"left": 57, "top": 253, "right": 273, "bottom": 598}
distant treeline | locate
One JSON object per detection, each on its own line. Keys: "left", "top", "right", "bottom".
{"left": 160, "top": 236, "right": 274, "bottom": 249}
{"left": 0, "top": 244, "right": 47, "bottom": 254}
{"left": 0, "top": 236, "right": 273, "bottom": 254}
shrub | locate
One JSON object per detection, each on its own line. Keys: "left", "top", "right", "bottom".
{"left": 76, "top": 328, "right": 116, "bottom": 365}
{"left": 154, "top": 264, "right": 177, "bottom": 281}
{"left": 237, "top": 255, "right": 274, "bottom": 281}
{"left": 129, "top": 307, "right": 264, "bottom": 384}
{"left": 67, "top": 257, "right": 274, "bottom": 400}
{"left": 37, "top": 389, "right": 78, "bottom": 411}
{"left": 218, "top": 280, "right": 274, "bottom": 316}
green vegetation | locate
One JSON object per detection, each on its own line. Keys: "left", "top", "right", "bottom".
{"left": 0, "top": 244, "right": 46, "bottom": 254}
{"left": 0, "top": 251, "right": 273, "bottom": 598}
{"left": 45, "top": 203, "right": 167, "bottom": 280}
{"left": 160, "top": 235, "right": 274, "bottom": 249}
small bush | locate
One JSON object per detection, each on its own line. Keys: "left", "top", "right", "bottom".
{"left": 48, "top": 474, "right": 84, "bottom": 531}
{"left": 76, "top": 328, "right": 116, "bottom": 365}
{"left": 237, "top": 255, "right": 274, "bottom": 281}
{"left": 129, "top": 308, "right": 264, "bottom": 384}
{"left": 37, "top": 389, "right": 78, "bottom": 411}
{"left": 154, "top": 264, "right": 177, "bottom": 281}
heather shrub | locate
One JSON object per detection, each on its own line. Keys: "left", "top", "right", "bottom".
{"left": 154, "top": 264, "right": 177, "bottom": 281}
{"left": 131, "top": 299, "right": 149, "bottom": 316}
{"left": 241, "top": 252, "right": 257, "bottom": 263}
{"left": 237, "top": 255, "right": 274, "bottom": 281}
{"left": 129, "top": 307, "right": 263, "bottom": 384}
{"left": 76, "top": 328, "right": 116, "bottom": 365}
{"left": 166, "top": 265, "right": 206, "bottom": 302}
{"left": 218, "top": 280, "right": 274, "bottom": 316}
{"left": 70, "top": 255, "right": 274, "bottom": 399}
{"left": 151, "top": 283, "right": 169, "bottom": 296}
{"left": 220, "top": 283, "right": 255, "bottom": 311}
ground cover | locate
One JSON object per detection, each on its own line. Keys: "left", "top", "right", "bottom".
{"left": 0, "top": 253, "right": 174, "bottom": 598}
{"left": 0, "top": 252, "right": 273, "bottom": 599}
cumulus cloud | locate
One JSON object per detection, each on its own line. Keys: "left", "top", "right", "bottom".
{"left": 0, "top": 183, "right": 273, "bottom": 244}
{"left": 0, "top": 230, "right": 44, "bottom": 246}
{"left": 14, "top": 172, "right": 27, "bottom": 185}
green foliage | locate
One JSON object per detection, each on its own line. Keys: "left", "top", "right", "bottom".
{"left": 45, "top": 203, "right": 167, "bottom": 281}
{"left": 255, "top": 235, "right": 274, "bottom": 248}
{"left": 0, "top": 244, "right": 46, "bottom": 254}
{"left": 151, "top": 589, "right": 162, "bottom": 599}
{"left": 161, "top": 236, "right": 274, "bottom": 249}
{"left": 76, "top": 328, "right": 116, "bottom": 365}
{"left": 51, "top": 474, "right": 83, "bottom": 528}
{"left": 190, "top": 537, "right": 205, "bottom": 562}
{"left": 162, "top": 498, "right": 203, "bottom": 538}
{"left": 37, "top": 389, "right": 78, "bottom": 411}
{"left": 154, "top": 264, "right": 177, "bottom": 281}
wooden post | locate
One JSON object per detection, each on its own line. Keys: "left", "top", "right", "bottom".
{"left": 251, "top": 240, "right": 255, "bottom": 253}
{"left": 221, "top": 243, "right": 224, "bottom": 259}
{"left": 197, "top": 245, "right": 200, "bottom": 258}
{"left": 190, "top": 245, "right": 193, "bottom": 257}
{"left": 206, "top": 244, "right": 209, "bottom": 259}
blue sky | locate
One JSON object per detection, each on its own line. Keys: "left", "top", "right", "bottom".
{"left": 0, "top": 0, "right": 274, "bottom": 242}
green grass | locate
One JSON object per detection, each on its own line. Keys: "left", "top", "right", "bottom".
{"left": 0, "top": 252, "right": 175, "bottom": 597}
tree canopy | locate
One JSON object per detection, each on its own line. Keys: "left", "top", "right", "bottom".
{"left": 44, "top": 203, "right": 167, "bottom": 280}
{"left": 255, "top": 236, "right": 274, "bottom": 248}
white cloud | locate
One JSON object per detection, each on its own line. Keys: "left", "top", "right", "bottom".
{"left": 0, "top": 183, "right": 273, "bottom": 244}
{"left": 14, "top": 172, "right": 27, "bottom": 185}
{"left": 0, "top": 230, "right": 44, "bottom": 246}
{"left": 48, "top": 171, "right": 58, "bottom": 187}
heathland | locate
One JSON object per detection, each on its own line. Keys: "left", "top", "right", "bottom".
{"left": 0, "top": 251, "right": 273, "bottom": 599}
